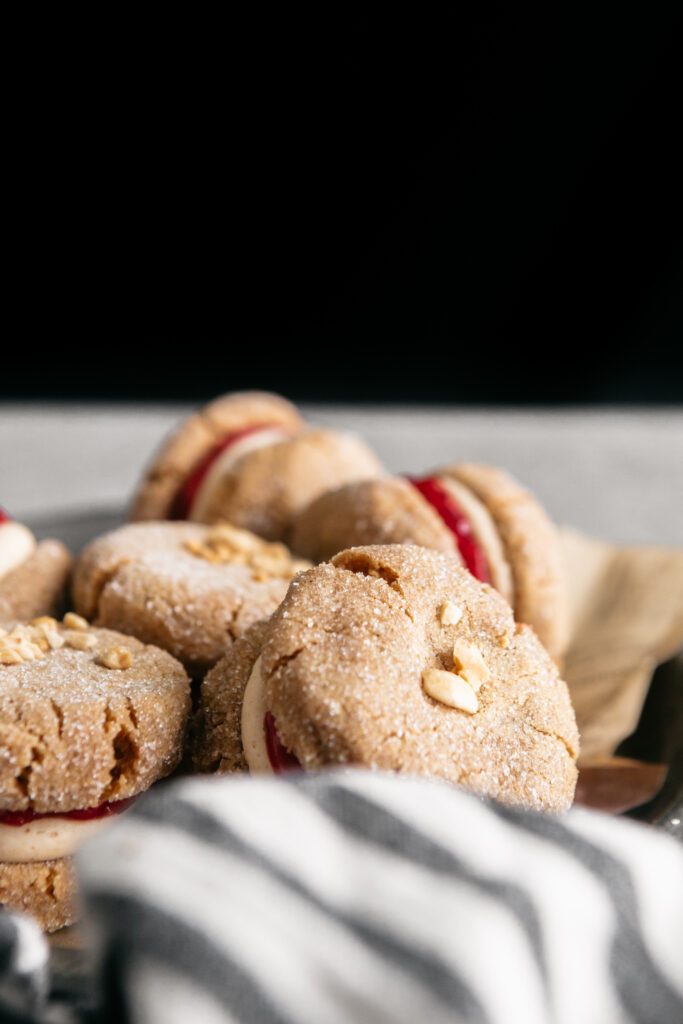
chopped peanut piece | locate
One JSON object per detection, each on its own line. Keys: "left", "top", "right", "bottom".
{"left": 184, "top": 524, "right": 310, "bottom": 580}
{"left": 440, "top": 601, "right": 462, "bottom": 626}
{"left": 96, "top": 646, "right": 133, "bottom": 670}
{"left": 422, "top": 668, "right": 478, "bottom": 714}
{"left": 0, "top": 645, "right": 24, "bottom": 665}
{"left": 30, "top": 616, "right": 59, "bottom": 631}
{"left": 63, "top": 631, "right": 97, "bottom": 651}
{"left": 63, "top": 612, "right": 90, "bottom": 631}
{"left": 0, "top": 625, "right": 46, "bottom": 664}
{"left": 452, "top": 639, "right": 490, "bottom": 692}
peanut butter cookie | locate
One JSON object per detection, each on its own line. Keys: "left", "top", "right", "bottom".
{"left": 292, "top": 464, "right": 568, "bottom": 659}
{"left": 73, "top": 521, "right": 309, "bottom": 677}
{"left": 0, "top": 617, "right": 190, "bottom": 929}
{"left": 193, "top": 545, "right": 579, "bottom": 812}
{"left": 129, "top": 392, "right": 383, "bottom": 541}
{"left": 130, "top": 391, "right": 304, "bottom": 522}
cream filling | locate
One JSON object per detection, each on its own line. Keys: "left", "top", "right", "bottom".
{"left": 189, "top": 427, "right": 291, "bottom": 521}
{"left": 0, "top": 522, "right": 36, "bottom": 580}
{"left": 240, "top": 655, "right": 274, "bottom": 774}
{"left": 0, "top": 813, "right": 117, "bottom": 863}
{"left": 437, "top": 475, "right": 514, "bottom": 604}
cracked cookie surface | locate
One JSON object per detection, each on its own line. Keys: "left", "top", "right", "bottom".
{"left": 194, "top": 545, "right": 579, "bottom": 812}
{"left": 0, "top": 621, "right": 190, "bottom": 813}
{"left": 72, "top": 521, "right": 307, "bottom": 676}
{"left": 292, "top": 463, "right": 568, "bottom": 660}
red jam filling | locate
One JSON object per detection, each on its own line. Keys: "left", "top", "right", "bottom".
{"left": 172, "top": 424, "right": 283, "bottom": 520}
{"left": 408, "top": 476, "right": 491, "bottom": 584}
{"left": 0, "top": 507, "right": 11, "bottom": 524}
{"left": 0, "top": 795, "right": 136, "bottom": 828}
{"left": 264, "top": 712, "right": 301, "bottom": 773}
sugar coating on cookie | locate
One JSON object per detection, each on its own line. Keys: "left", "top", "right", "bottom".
{"left": 291, "top": 464, "right": 568, "bottom": 660}
{"left": 131, "top": 391, "right": 383, "bottom": 540}
{"left": 130, "top": 391, "right": 305, "bottom": 522}
{"left": 194, "top": 545, "right": 579, "bottom": 812}
{"left": 188, "top": 427, "right": 384, "bottom": 541}
{"left": 0, "top": 857, "right": 76, "bottom": 932}
{"left": 0, "top": 619, "right": 190, "bottom": 813}
{"left": 73, "top": 521, "right": 310, "bottom": 676}
{"left": 292, "top": 477, "right": 457, "bottom": 562}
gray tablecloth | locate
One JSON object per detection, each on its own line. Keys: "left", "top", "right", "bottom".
{"left": 2, "top": 403, "right": 682, "bottom": 547}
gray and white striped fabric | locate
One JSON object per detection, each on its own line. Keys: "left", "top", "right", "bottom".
{"left": 68, "top": 771, "right": 683, "bottom": 1024}
{"left": 0, "top": 910, "right": 48, "bottom": 1022}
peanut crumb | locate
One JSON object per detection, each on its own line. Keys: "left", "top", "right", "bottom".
{"left": 96, "top": 646, "right": 133, "bottom": 670}
{"left": 64, "top": 631, "right": 97, "bottom": 651}
{"left": 422, "top": 668, "right": 478, "bottom": 713}
{"left": 440, "top": 601, "right": 462, "bottom": 626}
{"left": 44, "top": 629, "right": 65, "bottom": 650}
{"left": 63, "top": 612, "right": 90, "bottom": 631}
{"left": 184, "top": 523, "right": 309, "bottom": 580}
{"left": 452, "top": 639, "right": 490, "bottom": 692}
{"left": 30, "top": 616, "right": 59, "bottom": 631}
{"left": 0, "top": 645, "right": 25, "bottom": 665}
{"left": 0, "top": 625, "right": 47, "bottom": 664}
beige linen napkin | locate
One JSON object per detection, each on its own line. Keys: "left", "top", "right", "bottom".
{"left": 561, "top": 527, "right": 683, "bottom": 764}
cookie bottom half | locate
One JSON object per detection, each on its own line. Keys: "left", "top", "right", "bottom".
{"left": 0, "top": 856, "right": 77, "bottom": 932}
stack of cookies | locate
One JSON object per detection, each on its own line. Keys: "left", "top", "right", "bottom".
{"left": 0, "top": 614, "right": 189, "bottom": 931}
{"left": 0, "top": 391, "right": 580, "bottom": 931}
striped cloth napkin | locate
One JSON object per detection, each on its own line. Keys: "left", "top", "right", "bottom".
{"left": 2, "top": 770, "right": 683, "bottom": 1023}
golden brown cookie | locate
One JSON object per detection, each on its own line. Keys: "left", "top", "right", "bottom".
{"left": 292, "top": 464, "right": 568, "bottom": 659}
{"left": 130, "top": 391, "right": 304, "bottom": 521}
{"left": 187, "top": 427, "right": 384, "bottom": 542}
{"left": 192, "top": 618, "right": 270, "bottom": 775}
{"left": 129, "top": 391, "right": 383, "bottom": 541}
{"left": 193, "top": 545, "right": 579, "bottom": 812}
{"left": 0, "top": 858, "right": 76, "bottom": 933}
{"left": 0, "top": 513, "right": 71, "bottom": 625}
{"left": 292, "top": 477, "right": 456, "bottom": 562}
{"left": 439, "top": 463, "right": 568, "bottom": 661}
{"left": 0, "top": 619, "right": 190, "bottom": 811}
{"left": 0, "top": 616, "right": 190, "bottom": 930}
{"left": 72, "top": 521, "right": 310, "bottom": 677}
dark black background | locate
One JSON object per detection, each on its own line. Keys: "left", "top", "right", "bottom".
{"left": 7, "top": 10, "right": 682, "bottom": 403}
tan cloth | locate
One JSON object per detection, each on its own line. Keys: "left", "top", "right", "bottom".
{"left": 561, "top": 527, "right": 683, "bottom": 763}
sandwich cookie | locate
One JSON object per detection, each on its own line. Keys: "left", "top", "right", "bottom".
{"left": 0, "top": 509, "right": 72, "bottom": 625}
{"left": 130, "top": 391, "right": 304, "bottom": 522}
{"left": 291, "top": 464, "right": 568, "bottom": 659}
{"left": 130, "top": 391, "right": 383, "bottom": 541}
{"left": 72, "top": 521, "right": 310, "bottom": 677}
{"left": 0, "top": 616, "right": 190, "bottom": 930}
{"left": 193, "top": 545, "right": 579, "bottom": 812}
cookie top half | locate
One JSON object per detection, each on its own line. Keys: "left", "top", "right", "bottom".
{"left": 195, "top": 545, "right": 579, "bottom": 812}
{"left": 292, "top": 464, "right": 568, "bottom": 659}
{"left": 72, "top": 521, "right": 309, "bottom": 676}
{"left": 0, "top": 618, "right": 190, "bottom": 813}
